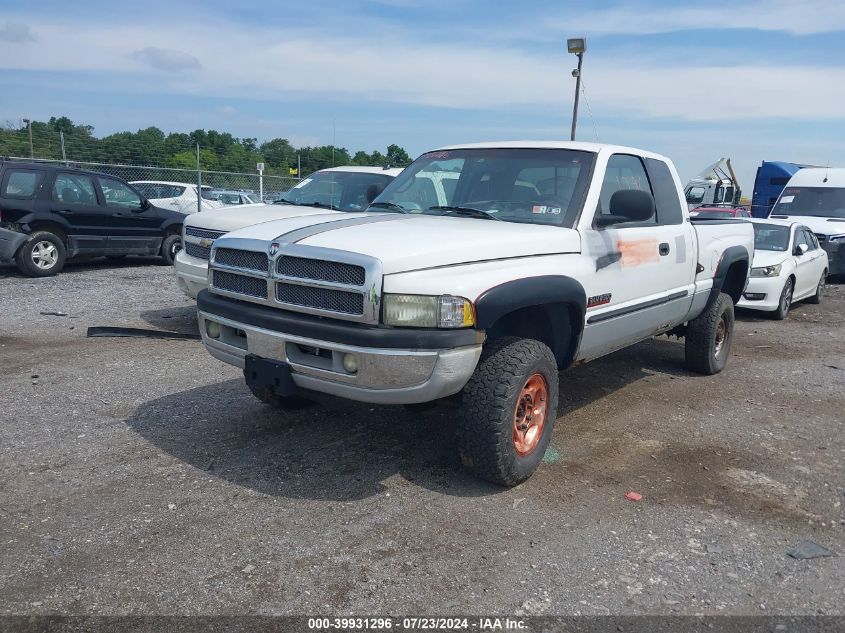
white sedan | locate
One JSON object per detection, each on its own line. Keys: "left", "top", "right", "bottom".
{"left": 738, "top": 218, "right": 829, "bottom": 319}
{"left": 131, "top": 181, "right": 223, "bottom": 214}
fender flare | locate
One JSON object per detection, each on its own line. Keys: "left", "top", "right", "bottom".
{"left": 475, "top": 276, "right": 587, "bottom": 368}
{"left": 161, "top": 218, "right": 184, "bottom": 234}
{"left": 708, "top": 245, "right": 750, "bottom": 305}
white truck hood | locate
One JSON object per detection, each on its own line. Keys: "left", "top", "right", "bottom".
{"left": 186, "top": 203, "right": 341, "bottom": 233}
{"left": 223, "top": 214, "right": 581, "bottom": 274}
{"left": 770, "top": 215, "right": 845, "bottom": 236}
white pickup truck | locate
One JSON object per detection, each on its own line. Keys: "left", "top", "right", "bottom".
{"left": 196, "top": 142, "right": 754, "bottom": 486}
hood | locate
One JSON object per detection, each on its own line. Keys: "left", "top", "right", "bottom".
{"left": 770, "top": 215, "right": 845, "bottom": 236}
{"left": 223, "top": 214, "right": 581, "bottom": 274}
{"left": 186, "top": 203, "right": 341, "bottom": 232}
{"left": 751, "top": 249, "right": 789, "bottom": 268}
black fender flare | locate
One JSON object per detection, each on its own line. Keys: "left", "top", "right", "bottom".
{"left": 708, "top": 245, "right": 750, "bottom": 306}
{"left": 161, "top": 218, "right": 184, "bottom": 235}
{"left": 474, "top": 276, "right": 587, "bottom": 368}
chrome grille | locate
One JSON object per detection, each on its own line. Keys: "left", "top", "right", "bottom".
{"left": 276, "top": 283, "right": 364, "bottom": 315}
{"left": 185, "top": 227, "right": 226, "bottom": 240}
{"left": 277, "top": 256, "right": 366, "bottom": 286}
{"left": 212, "top": 271, "right": 268, "bottom": 299}
{"left": 214, "top": 248, "right": 268, "bottom": 272}
{"left": 184, "top": 242, "right": 211, "bottom": 260}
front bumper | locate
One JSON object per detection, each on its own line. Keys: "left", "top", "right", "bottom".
{"left": 736, "top": 275, "right": 786, "bottom": 312}
{"left": 174, "top": 249, "right": 209, "bottom": 299}
{"left": 197, "top": 290, "right": 483, "bottom": 405}
{"left": 0, "top": 227, "right": 27, "bottom": 261}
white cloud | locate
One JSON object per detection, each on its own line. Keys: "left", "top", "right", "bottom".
{"left": 129, "top": 47, "right": 201, "bottom": 72}
{"left": 0, "top": 21, "right": 35, "bottom": 42}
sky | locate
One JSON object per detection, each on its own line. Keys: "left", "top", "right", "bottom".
{"left": 1, "top": 0, "right": 844, "bottom": 189}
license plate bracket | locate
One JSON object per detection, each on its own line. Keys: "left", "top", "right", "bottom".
{"left": 243, "top": 354, "right": 298, "bottom": 396}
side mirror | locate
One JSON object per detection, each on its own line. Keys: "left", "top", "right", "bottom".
{"left": 596, "top": 189, "right": 655, "bottom": 227}
{"left": 795, "top": 243, "right": 808, "bottom": 256}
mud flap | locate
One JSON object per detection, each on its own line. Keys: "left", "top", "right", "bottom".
{"left": 244, "top": 354, "right": 298, "bottom": 397}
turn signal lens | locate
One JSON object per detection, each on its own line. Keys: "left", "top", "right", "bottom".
{"left": 438, "top": 295, "right": 475, "bottom": 328}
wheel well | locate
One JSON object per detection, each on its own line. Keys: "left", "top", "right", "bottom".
{"left": 720, "top": 260, "right": 749, "bottom": 304}
{"left": 27, "top": 221, "right": 68, "bottom": 244}
{"left": 486, "top": 302, "right": 581, "bottom": 369}
{"left": 166, "top": 223, "right": 182, "bottom": 236}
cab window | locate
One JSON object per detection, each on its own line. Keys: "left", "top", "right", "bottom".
{"left": 596, "top": 154, "right": 655, "bottom": 225}
{"left": 685, "top": 186, "right": 705, "bottom": 204}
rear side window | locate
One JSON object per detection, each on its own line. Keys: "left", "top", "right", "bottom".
{"left": 645, "top": 158, "right": 685, "bottom": 225}
{"left": 2, "top": 169, "right": 43, "bottom": 199}
{"left": 53, "top": 173, "right": 98, "bottom": 205}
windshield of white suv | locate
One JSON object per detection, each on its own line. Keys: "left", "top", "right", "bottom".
{"left": 278, "top": 171, "right": 394, "bottom": 211}
{"left": 772, "top": 187, "right": 845, "bottom": 218}
{"left": 368, "top": 148, "right": 596, "bottom": 227}
{"left": 752, "top": 223, "right": 791, "bottom": 251}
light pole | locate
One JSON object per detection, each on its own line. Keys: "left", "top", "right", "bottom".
{"left": 22, "top": 118, "right": 34, "bottom": 158}
{"left": 567, "top": 37, "right": 587, "bottom": 141}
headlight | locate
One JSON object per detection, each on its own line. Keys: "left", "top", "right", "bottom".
{"left": 750, "top": 263, "right": 782, "bottom": 277}
{"left": 382, "top": 294, "right": 475, "bottom": 328}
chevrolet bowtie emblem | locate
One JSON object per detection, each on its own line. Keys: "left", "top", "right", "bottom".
{"left": 199, "top": 238, "right": 213, "bottom": 248}
{"left": 269, "top": 242, "right": 280, "bottom": 256}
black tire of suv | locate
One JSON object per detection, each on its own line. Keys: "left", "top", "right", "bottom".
{"left": 684, "top": 292, "right": 735, "bottom": 375}
{"left": 160, "top": 234, "right": 182, "bottom": 266}
{"left": 806, "top": 271, "right": 826, "bottom": 305}
{"left": 248, "top": 384, "right": 315, "bottom": 410}
{"left": 15, "top": 231, "right": 67, "bottom": 277}
{"left": 772, "top": 277, "right": 794, "bottom": 320}
{"left": 457, "top": 337, "right": 559, "bottom": 487}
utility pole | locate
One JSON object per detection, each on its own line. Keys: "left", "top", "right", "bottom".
{"left": 60, "top": 131, "right": 67, "bottom": 164}
{"left": 567, "top": 38, "right": 587, "bottom": 141}
{"left": 22, "top": 118, "right": 33, "bottom": 158}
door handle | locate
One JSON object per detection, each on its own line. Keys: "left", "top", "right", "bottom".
{"left": 57, "top": 209, "right": 74, "bottom": 215}
{"left": 659, "top": 242, "right": 671, "bottom": 256}
{"left": 112, "top": 212, "right": 127, "bottom": 217}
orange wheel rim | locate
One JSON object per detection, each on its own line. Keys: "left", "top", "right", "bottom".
{"left": 513, "top": 373, "right": 549, "bottom": 456}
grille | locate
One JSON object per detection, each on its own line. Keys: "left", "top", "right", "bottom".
{"left": 185, "top": 227, "right": 226, "bottom": 240}
{"left": 214, "top": 248, "right": 268, "bottom": 272}
{"left": 277, "top": 256, "right": 366, "bottom": 286}
{"left": 212, "top": 271, "right": 268, "bottom": 299}
{"left": 276, "top": 283, "right": 364, "bottom": 315}
{"left": 184, "top": 242, "right": 211, "bottom": 260}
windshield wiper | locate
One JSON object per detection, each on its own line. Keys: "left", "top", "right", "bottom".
{"left": 367, "top": 201, "right": 409, "bottom": 214}
{"left": 427, "top": 205, "right": 501, "bottom": 221}
{"left": 302, "top": 202, "right": 339, "bottom": 210}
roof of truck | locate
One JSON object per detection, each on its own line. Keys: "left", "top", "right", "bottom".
{"left": 782, "top": 167, "right": 845, "bottom": 187}
{"left": 432, "top": 141, "right": 670, "bottom": 161}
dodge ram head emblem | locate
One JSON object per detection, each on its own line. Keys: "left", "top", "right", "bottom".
{"left": 269, "top": 242, "right": 280, "bottom": 257}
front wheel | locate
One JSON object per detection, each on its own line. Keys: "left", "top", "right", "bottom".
{"left": 772, "top": 277, "right": 794, "bottom": 320}
{"left": 457, "top": 337, "right": 559, "bottom": 487}
{"left": 684, "top": 292, "right": 735, "bottom": 375}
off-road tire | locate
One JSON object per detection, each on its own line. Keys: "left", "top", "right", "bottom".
{"left": 806, "top": 270, "right": 826, "bottom": 305}
{"left": 160, "top": 234, "right": 182, "bottom": 266}
{"left": 773, "top": 277, "right": 794, "bottom": 320}
{"left": 15, "top": 230, "right": 67, "bottom": 277}
{"left": 457, "top": 337, "right": 559, "bottom": 487}
{"left": 684, "top": 292, "right": 735, "bottom": 375}
{"left": 248, "top": 384, "right": 315, "bottom": 410}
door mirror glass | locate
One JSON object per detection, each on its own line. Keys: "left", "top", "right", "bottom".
{"left": 597, "top": 189, "right": 656, "bottom": 227}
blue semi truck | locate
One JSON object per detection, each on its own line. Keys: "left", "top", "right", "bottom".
{"left": 750, "top": 161, "right": 817, "bottom": 217}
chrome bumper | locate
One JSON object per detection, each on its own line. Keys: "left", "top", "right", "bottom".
{"left": 199, "top": 311, "right": 482, "bottom": 405}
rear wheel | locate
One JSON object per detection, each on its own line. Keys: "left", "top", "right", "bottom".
{"left": 773, "top": 277, "right": 794, "bottom": 320}
{"left": 806, "top": 270, "right": 826, "bottom": 304}
{"left": 457, "top": 337, "right": 559, "bottom": 486}
{"left": 684, "top": 292, "right": 735, "bottom": 375}
{"left": 15, "top": 231, "right": 67, "bottom": 277}
{"left": 160, "top": 234, "right": 182, "bottom": 265}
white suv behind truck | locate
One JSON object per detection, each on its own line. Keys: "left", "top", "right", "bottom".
{"left": 174, "top": 166, "right": 402, "bottom": 298}
{"left": 195, "top": 142, "right": 754, "bottom": 486}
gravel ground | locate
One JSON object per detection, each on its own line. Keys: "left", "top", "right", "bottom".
{"left": 0, "top": 258, "right": 843, "bottom": 616}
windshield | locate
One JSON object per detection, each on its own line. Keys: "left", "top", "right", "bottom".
{"left": 752, "top": 223, "right": 791, "bottom": 252}
{"left": 279, "top": 171, "right": 394, "bottom": 211}
{"left": 772, "top": 187, "right": 845, "bottom": 218}
{"left": 369, "top": 148, "right": 596, "bottom": 227}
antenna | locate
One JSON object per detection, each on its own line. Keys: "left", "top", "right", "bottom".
{"left": 824, "top": 161, "right": 829, "bottom": 183}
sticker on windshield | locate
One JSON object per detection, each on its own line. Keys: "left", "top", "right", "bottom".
{"left": 550, "top": 207, "right": 562, "bottom": 214}
{"left": 424, "top": 151, "right": 452, "bottom": 160}
{"left": 532, "top": 205, "right": 548, "bottom": 214}
{"left": 293, "top": 178, "right": 312, "bottom": 189}
{"left": 779, "top": 195, "right": 794, "bottom": 203}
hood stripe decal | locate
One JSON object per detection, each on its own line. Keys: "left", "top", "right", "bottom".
{"left": 273, "top": 214, "right": 413, "bottom": 245}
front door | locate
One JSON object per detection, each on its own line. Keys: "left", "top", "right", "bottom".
{"left": 578, "top": 154, "right": 696, "bottom": 360}
{"left": 50, "top": 172, "right": 109, "bottom": 253}
{"left": 96, "top": 176, "right": 163, "bottom": 254}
